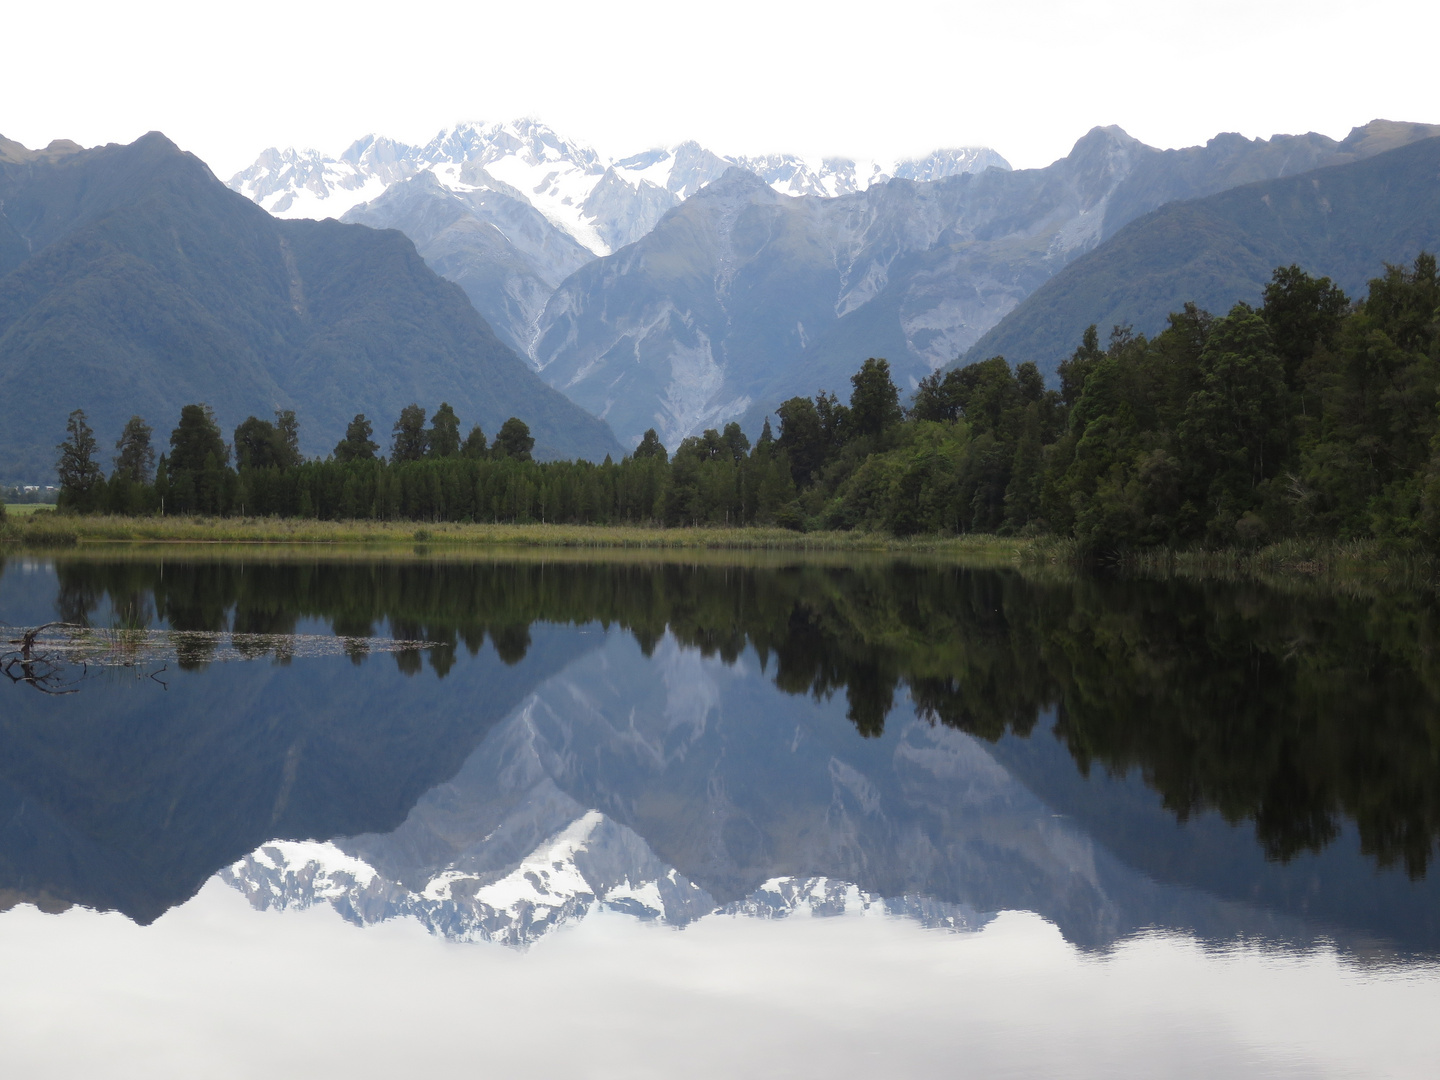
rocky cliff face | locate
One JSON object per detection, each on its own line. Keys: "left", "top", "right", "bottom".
{"left": 532, "top": 128, "right": 1147, "bottom": 446}
{"left": 342, "top": 169, "right": 595, "bottom": 356}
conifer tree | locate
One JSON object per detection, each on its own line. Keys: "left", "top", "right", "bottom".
{"left": 493, "top": 417, "right": 535, "bottom": 461}
{"left": 461, "top": 424, "right": 489, "bottom": 459}
{"left": 113, "top": 416, "right": 156, "bottom": 485}
{"left": 391, "top": 404, "right": 428, "bottom": 462}
{"left": 633, "top": 428, "right": 667, "bottom": 463}
{"left": 169, "top": 405, "right": 229, "bottom": 472}
{"left": 274, "top": 409, "right": 302, "bottom": 467}
{"left": 429, "top": 403, "right": 461, "bottom": 457}
{"left": 56, "top": 408, "right": 103, "bottom": 510}
{"left": 848, "top": 357, "right": 902, "bottom": 440}
{"left": 334, "top": 414, "right": 379, "bottom": 462}
{"left": 234, "top": 416, "right": 283, "bottom": 470}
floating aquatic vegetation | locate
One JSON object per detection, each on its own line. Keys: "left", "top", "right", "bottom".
{"left": 2, "top": 622, "right": 442, "bottom": 693}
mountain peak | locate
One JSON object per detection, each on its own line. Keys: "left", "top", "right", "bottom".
{"left": 1068, "top": 125, "right": 1141, "bottom": 155}
{"left": 228, "top": 118, "right": 1014, "bottom": 253}
{"left": 1340, "top": 118, "right": 1440, "bottom": 156}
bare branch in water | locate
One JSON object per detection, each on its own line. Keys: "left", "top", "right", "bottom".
{"left": 2, "top": 623, "right": 439, "bottom": 694}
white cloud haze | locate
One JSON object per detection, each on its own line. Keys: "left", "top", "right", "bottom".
{"left": 2, "top": 0, "right": 1437, "bottom": 176}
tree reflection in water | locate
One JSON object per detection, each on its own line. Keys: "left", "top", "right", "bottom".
{"left": 30, "top": 553, "right": 1440, "bottom": 878}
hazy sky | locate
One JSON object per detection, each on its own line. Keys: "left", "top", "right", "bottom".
{"left": 4, "top": 0, "right": 1438, "bottom": 178}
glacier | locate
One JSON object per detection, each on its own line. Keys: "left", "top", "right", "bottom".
{"left": 228, "top": 118, "right": 1012, "bottom": 259}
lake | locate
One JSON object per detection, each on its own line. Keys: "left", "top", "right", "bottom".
{"left": 2, "top": 550, "right": 1437, "bottom": 1078}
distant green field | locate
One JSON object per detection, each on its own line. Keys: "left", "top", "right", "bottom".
{"left": 2, "top": 503, "right": 53, "bottom": 515}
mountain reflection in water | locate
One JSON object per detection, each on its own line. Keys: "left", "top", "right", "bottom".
{"left": 1, "top": 552, "right": 1439, "bottom": 956}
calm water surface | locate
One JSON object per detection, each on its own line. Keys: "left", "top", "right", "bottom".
{"left": 2, "top": 551, "right": 1438, "bottom": 1078}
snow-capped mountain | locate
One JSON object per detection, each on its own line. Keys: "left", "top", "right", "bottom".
{"left": 223, "top": 827, "right": 982, "bottom": 947}
{"left": 342, "top": 168, "right": 597, "bottom": 356}
{"left": 228, "top": 119, "right": 1011, "bottom": 257}
{"left": 228, "top": 120, "right": 1009, "bottom": 358}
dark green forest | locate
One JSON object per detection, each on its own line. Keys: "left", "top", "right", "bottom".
{"left": 36, "top": 255, "right": 1440, "bottom": 552}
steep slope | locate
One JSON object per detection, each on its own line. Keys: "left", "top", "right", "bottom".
{"left": 535, "top": 122, "right": 1440, "bottom": 448}
{"left": 963, "top": 134, "right": 1440, "bottom": 376}
{"left": 342, "top": 168, "right": 594, "bottom": 356}
{"left": 0, "top": 133, "right": 621, "bottom": 480}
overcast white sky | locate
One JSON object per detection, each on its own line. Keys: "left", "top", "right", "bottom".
{"left": 3, "top": 1, "right": 1437, "bottom": 178}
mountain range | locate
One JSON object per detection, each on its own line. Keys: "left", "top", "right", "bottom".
{"left": 0, "top": 131, "right": 620, "bottom": 481}
{"left": 231, "top": 118, "right": 1440, "bottom": 451}
{"left": 229, "top": 120, "right": 1012, "bottom": 255}
{"left": 231, "top": 121, "right": 1008, "bottom": 368}
{"left": 5, "top": 115, "right": 1439, "bottom": 482}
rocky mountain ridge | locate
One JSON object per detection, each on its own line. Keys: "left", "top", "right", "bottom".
{"left": 228, "top": 120, "right": 1009, "bottom": 359}
{"left": 228, "top": 119, "right": 1011, "bottom": 256}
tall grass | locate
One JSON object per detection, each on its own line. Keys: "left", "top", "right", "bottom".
{"left": 0, "top": 512, "right": 1022, "bottom": 559}
{"left": 5, "top": 512, "right": 1435, "bottom": 591}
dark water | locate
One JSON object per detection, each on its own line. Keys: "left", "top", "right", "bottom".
{"left": 2, "top": 551, "right": 1437, "bottom": 1077}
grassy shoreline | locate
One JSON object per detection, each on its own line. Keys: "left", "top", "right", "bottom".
{"left": 2, "top": 511, "right": 1435, "bottom": 589}
{"left": 0, "top": 512, "right": 1028, "bottom": 558}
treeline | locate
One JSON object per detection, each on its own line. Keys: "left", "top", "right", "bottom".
{"left": 776, "top": 253, "right": 1440, "bottom": 548}
{"left": 49, "top": 393, "right": 795, "bottom": 526}
{"left": 44, "top": 254, "right": 1440, "bottom": 548}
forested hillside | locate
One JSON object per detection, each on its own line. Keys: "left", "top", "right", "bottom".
{"left": 966, "top": 135, "right": 1440, "bottom": 377}
{"left": 0, "top": 132, "right": 621, "bottom": 482}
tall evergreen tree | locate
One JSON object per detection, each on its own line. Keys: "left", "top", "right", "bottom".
{"left": 814, "top": 391, "right": 851, "bottom": 458}
{"left": 334, "top": 414, "right": 379, "bottom": 462}
{"left": 429, "top": 403, "right": 461, "bottom": 458}
{"left": 1179, "top": 303, "right": 1289, "bottom": 511}
{"left": 56, "top": 409, "right": 103, "bottom": 510}
{"left": 1058, "top": 325, "right": 1105, "bottom": 407}
{"left": 756, "top": 418, "right": 775, "bottom": 451}
{"left": 776, "top": 397, "right": 826, "bottom": 486}
{"left": 391, "top": 404, "right": 428, "bottom": 463}
{"left": 274, "top": 409, "right": 302, "bottom": 468}
{"left": 113, "top": 416, "right": 156, "bottom": 485}
{"left": 848, "top": 358, "right": 902, "bottom": 440}
{"left": 169, "top": 405, "right": 229, "bottom": 472}
{"left": 493, "top": 417, "right": 535, "bottom": 461}
{"left": 722, "top": 421, "right": 750, "bottom": 463}
{"left": 234, "top": 416, "right": 285, "bottom": 470}
{"left": 633, "top": 428, "right": 668, "bottom": 463}
{"left": 461, "top": 424, "right": 488, "bottom": 460}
